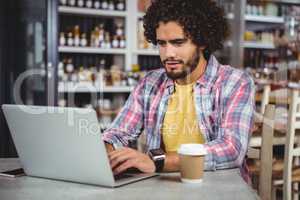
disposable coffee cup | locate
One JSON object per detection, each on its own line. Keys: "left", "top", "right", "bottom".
{"left": 177, "top": 144, "right": 207, "bottom": 183}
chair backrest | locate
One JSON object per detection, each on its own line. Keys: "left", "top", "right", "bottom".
{"left": 261, "top": 84, "right": 271, "bottom": 114}
{"left": 283, "top": 86, "right": 300, "bottom": 200}
{"left": 248, "top": 104, "right": 275, "bottom": 200}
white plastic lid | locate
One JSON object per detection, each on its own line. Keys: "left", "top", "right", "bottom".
{"left": 177, "top": 144, "right": 207, "bottom": 156}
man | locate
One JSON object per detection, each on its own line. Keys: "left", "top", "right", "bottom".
{"left": 102, "top": 0, "right": 255, "bottom": 182}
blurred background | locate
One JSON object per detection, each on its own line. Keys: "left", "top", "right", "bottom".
{"left": 0, "top": 0, "right": 299, "bottom": 157}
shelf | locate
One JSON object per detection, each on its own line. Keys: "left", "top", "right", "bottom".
{"left": 58, "top": 6, "right": 127, "bottom": 17}
{"left": 58, "top": 46, "right": 127, "bottom": 54}
{"left": 58, "top": 82, "right": 134, "bottom": 93}
{"left": 245, "top": 15, "right": 284, "bottom": 23}
{"left": 133, "top": 49, "right": 159, "bottom": 56}
{"left": 272, "top": 0, "right": 300, "bottom": 5}
{"left": 243, "top": 41, "right": 275, "bottom": 49}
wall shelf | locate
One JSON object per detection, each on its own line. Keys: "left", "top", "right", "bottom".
{"left": 58, "top": 46, "right": 127, "bottom": 55}
{"left": 245, "top": 15, "right": 284, "bottom": 23}
{"left": 58, "top": 6, "right": 127, "bottom": 17}
{"left": 58, "top": 82, "right": 134, "bottom": 93}
{"left": 243, "top": 41, "right": 275, "bottom": 49}
{"left": 133, "top": 49, "right": 159, "bottom": 56}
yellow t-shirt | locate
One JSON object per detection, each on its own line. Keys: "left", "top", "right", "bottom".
{"left": 162, "top": 82, "right": 205, "bottom": 152}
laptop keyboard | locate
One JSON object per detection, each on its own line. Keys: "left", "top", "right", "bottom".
{"left": 114, "top": 173, "right": 134, "bottom": 180}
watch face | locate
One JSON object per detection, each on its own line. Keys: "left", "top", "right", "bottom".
{"left": 150, "top": 148, "right": 164, "bottom": 156}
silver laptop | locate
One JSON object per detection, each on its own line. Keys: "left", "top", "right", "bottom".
{"left": 2, "top": 104, "right": 157, "bottom": 187}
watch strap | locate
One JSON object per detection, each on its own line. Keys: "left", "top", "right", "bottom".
{"left": 154, "top": 158, "right": 164, "bottom": 172}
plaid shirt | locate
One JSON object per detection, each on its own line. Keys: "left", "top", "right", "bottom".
{"left": 102, "top": 55, "right": 255, "bottom": 182}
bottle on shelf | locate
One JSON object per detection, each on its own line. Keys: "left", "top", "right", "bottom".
{"left": 59, "top": 32, "right": 66, "bottom": 46}
{"left": 60, "top": 0, "right": 67, "bottom": 6}
{"left": 65, "top": 58, "right": 74, "bottom": 81}
{"left": 98, "top": 23, "right": 105, "bottom": 46}
{"left": 90, "top": 31, "right": 95, "bottom": 47}
{"left": 73, "top": 25, "right": 81, "bottom": 46}
{"left": 67, "top": 32, "right": 74, "bottom": 46}
{"left": 80, "top": 33, "right": 87, "bottom": 46}
{"left": 94, "top": 26, "right": 101, "bottom": 47}
{"left": 77, "top": 0, "right": 84, "bottom": 7}
{"left": 116, "top": 22, "right": 124, "bottom": 37}
{"left": 108, "top": 0, "right": 115, "bottom": 10}
{"left": 111, "top": 65, "right": 122, "bottom": 86}
{"left": 119, "top": 35, "right": 126, "bottom": 48}
{"left": 101, "top": 0, "right": 109, "bottom": 10}
{"left": 68, "top": 0, "right": 76, "bottom": 7}
{"left": 116, "top": 0, "right": 125, "bottom": 11}
{"left": 58, "top": 62, "right": 65, "bottom": 82}
{"left": 104, "top": 32, "right": 111, "bottom": 48}
{"left": 94, "top": 0, "right": 101, "bottom": 9}
{"left": 86, "top": 0, "right": 93, "bottom": 8}
{"left": 112, "top": 35, "right": 119, "bottom": 48}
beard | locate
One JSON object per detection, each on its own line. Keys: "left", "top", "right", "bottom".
{"left": 162, "top": 48, "right": 201, "bottom": 80}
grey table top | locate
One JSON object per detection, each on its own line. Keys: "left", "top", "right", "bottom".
{"left": 0, "top": 158, "right": 259, "bottom": 200}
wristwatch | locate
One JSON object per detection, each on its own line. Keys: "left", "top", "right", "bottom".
{"left": 148, "top": 148, "right": 165, "bottom": 172}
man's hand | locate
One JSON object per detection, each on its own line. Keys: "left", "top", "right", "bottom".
{"left": 108, "top": 147, "right": 155, "bottom": 175}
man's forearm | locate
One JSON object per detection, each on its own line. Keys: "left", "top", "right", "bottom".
{"left": 163, "top": 152, "right": 180, "bottom": 172}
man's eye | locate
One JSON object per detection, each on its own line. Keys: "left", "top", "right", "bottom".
{"left": 157, "top": 41, "right": 166, "bottom": 46}
{"left": 174, "top": 42, "right": 183, "bottom": 46}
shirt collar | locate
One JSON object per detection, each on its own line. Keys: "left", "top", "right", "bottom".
{"left": 164, "top": 55, "right": 220, "bottom": 92}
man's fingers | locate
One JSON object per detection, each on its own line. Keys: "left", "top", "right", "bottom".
{"left": 110, "top": 153, "right": 134, "bottom": 169}
{"left": 113, "top": 159, "right": 136, "bottom": 175}
{"left": 108, "top": 147, "right": 131, "bottom": 160}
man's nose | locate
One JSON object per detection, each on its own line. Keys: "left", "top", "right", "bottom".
{"left": 165, "top": 44, "right": 176, "bottom": 58}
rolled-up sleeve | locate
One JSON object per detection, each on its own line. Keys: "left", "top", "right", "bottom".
{"left": 204, "top": 74, "right": 255, "bottom": 170}
{"left": 101, "top": 78, "right": 146, "bottom": 148}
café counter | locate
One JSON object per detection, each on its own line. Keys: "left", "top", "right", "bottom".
{"left": 0, "top": 158, "right": 258, "bottom": 200}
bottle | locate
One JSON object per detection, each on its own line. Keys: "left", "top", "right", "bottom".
{"left": 66, "top": 58, "right": 74, "bottom": 74}
{"left": 80, "top": 33, "right": 87, "bottom": 46}
{"left": 94, "top": 0, "right": 101, "bottom": 9}
{"left": 73, "top": 25, "right": 80, "bottom": 46}
{"left": 77, "top": 0, "right": 84, "bottom": 7}
{"left": 104, "top": 32, "right": 111, "bottom": 48}
{"left": 59, "top": 32, "right": 66, "bottom": 46}
{"left": 86, "top": 0, "right": 93, "bottom": 8}
{"left": 116, "top": 0, "right": 125, "bottom": 11}
{"left": 112, "top": 35, "right": 119, "bottom": 48}
{"left": 116, "top": 22, "right": 124, "bottom": 37}
{"left": 99, "top": 23, "right": 105, "bottom": 42}
{"left": 108, "top": 0, "right": 115, "bottom": 10}
{"left": 101, "top": 0, "right": 108, "bottom": 9}
{"left": 90, "top": 31, "right": 96, "bottom": 47}
{"left": 99, "top": 58, "right": 106, "bottom": 71}
{"left": 66, "top": 58, "right": 75, "bottom": 82}
{"left": 60, "top": 0, "right": 67, "bottom": 6}
{"left": 94, "top": 26, "right": 100, "bottom": 47}
{"left": 119, "top": 35, "right": 126, "bottom": 48}
{"left": 68, "top": 0, "right": 76, "bottom": 6}
{"left": 71, "top": 70, "right": 79, "bottom": 83}
{"left": 58, "top": 62, "right": 64, "bottom": 82}
{"left": 78, "top": 66, "right": 85, "bottom": 82}
{"left": 67, "top": 32, "right": 74, "bottom": 46}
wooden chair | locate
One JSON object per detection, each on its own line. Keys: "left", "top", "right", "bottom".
{"left": 272, "top": 85, "right": 300, "bottom": 200}
{"left": 250, "top": 83, "right": 300, "bottom": 200}
{"left": 248, "top": 104, "right": 275, "bottom": 200}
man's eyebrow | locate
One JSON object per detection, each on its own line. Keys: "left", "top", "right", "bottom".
{"left": 156, "top": 38, "right": 188, "bottom": 43}
{"left": 169, "top": 38, "right": 188, "bottom": 43}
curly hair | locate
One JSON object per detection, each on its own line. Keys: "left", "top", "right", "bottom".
{"left": 143, "top": 0, "right": 230, "bottom": 56}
